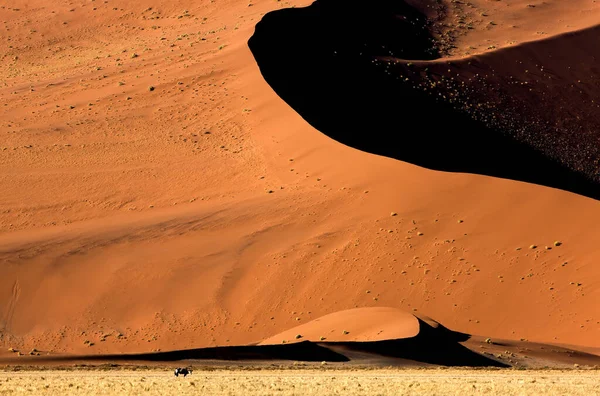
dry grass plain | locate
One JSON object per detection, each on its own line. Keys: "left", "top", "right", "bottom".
{"left": 0, "top": 369, "right": 599, "bottom": 395}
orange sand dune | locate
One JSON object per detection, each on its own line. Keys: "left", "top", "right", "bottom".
{"left": 259, "top": 307, "right": 420, "bottom": 345}
{"left": 257, "top": 308, "right": 600, "bottom": 368}
{"left": 1, "top": 0, "right": 600, "bottom": 359}
{"left": 4, "top": 307, "right": 598, "bottom": 369}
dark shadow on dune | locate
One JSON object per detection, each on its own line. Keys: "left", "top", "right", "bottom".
{"left": 329, "top": 318, "right": 508, "bottom": 367}
{"left": 248, "top": 0, "right": 600, "bottom": 199}
{"left": 37, "top": 320, "right": 505, "bottom": 367}
{"left": 26, "top": 320, "right": 503, "bottom": 367}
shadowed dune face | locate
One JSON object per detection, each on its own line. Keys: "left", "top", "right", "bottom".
{"left": 248, "top": 0, "right": 600, "bottom": 199}
{"left": 258, "top": 307, "right": 506, "bottom": 367}
{"left": 328, "top": 322, "right": 506, "bottom": 368}
{"left": 391, "top": 27, "right": 600, "bottom": 184}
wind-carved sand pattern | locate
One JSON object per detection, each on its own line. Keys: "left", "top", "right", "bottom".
{"left": 0, "top": 281, "right": 20, "bottom": 334}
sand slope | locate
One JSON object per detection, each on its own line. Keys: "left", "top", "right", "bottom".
{"left": 1, "top": 0, "right": 599, "bottom": 358}
{"left": 408, "top": 0, "right": 600, "bottom": 58}
{"left": 259, "top": 307, "right": 420, "bottom": 344}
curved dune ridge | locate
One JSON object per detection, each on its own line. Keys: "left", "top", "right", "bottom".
{"left": 249, "top": 0, "right": 600, "bottom": 197}
{"left": 405, "top": 0, "right": 600, "bottom": 59}
{"left": 259, "top": 307, "right": 420, "bottom": 345}
{"left": 1, "top": 0, "right": 600, "bottom": 364}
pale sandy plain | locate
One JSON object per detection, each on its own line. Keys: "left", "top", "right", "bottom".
{"left": 1, "top": 369, "right": 600, "bottom": 395}
{"left": 1, "top": 0, "right": 600, "bottom": 372}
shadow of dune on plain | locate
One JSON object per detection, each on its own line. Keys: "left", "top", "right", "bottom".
{"left": 248, "top": 0, "right": 600, "bottom": 200}
{"left": 45, "top": 342, "right": 350, "bottom": 363}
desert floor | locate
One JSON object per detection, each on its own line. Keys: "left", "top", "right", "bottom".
{"left": 1, "top": 368, "right": 599, "bottom": 395}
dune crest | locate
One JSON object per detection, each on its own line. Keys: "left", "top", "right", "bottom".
{"left": 259, "top": 307, "right": 420, "bottom": 345}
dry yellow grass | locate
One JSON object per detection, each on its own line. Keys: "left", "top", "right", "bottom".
{"left": 0, "top": 369, "right": 599, "bottom": 395}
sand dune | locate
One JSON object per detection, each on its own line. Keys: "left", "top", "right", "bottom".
{"left": 259, "top": 307, "right": 420, "bottom": 344}
{"left": 3, "top": 307, "right": 599, "bottom": 369}
{"left": 1, "top": 0, "right": 599, "bottom": 363}
{"left": 259, "top": 307, "right": 502, "bottom": 367}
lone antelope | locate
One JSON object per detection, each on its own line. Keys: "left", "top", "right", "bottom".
{"left": 174, "top": 367, "right": 192, "bottom": 377}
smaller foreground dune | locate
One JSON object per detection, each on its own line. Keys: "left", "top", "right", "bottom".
{"left": 259, "top": 307, "right": 420, "bottom": 344}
